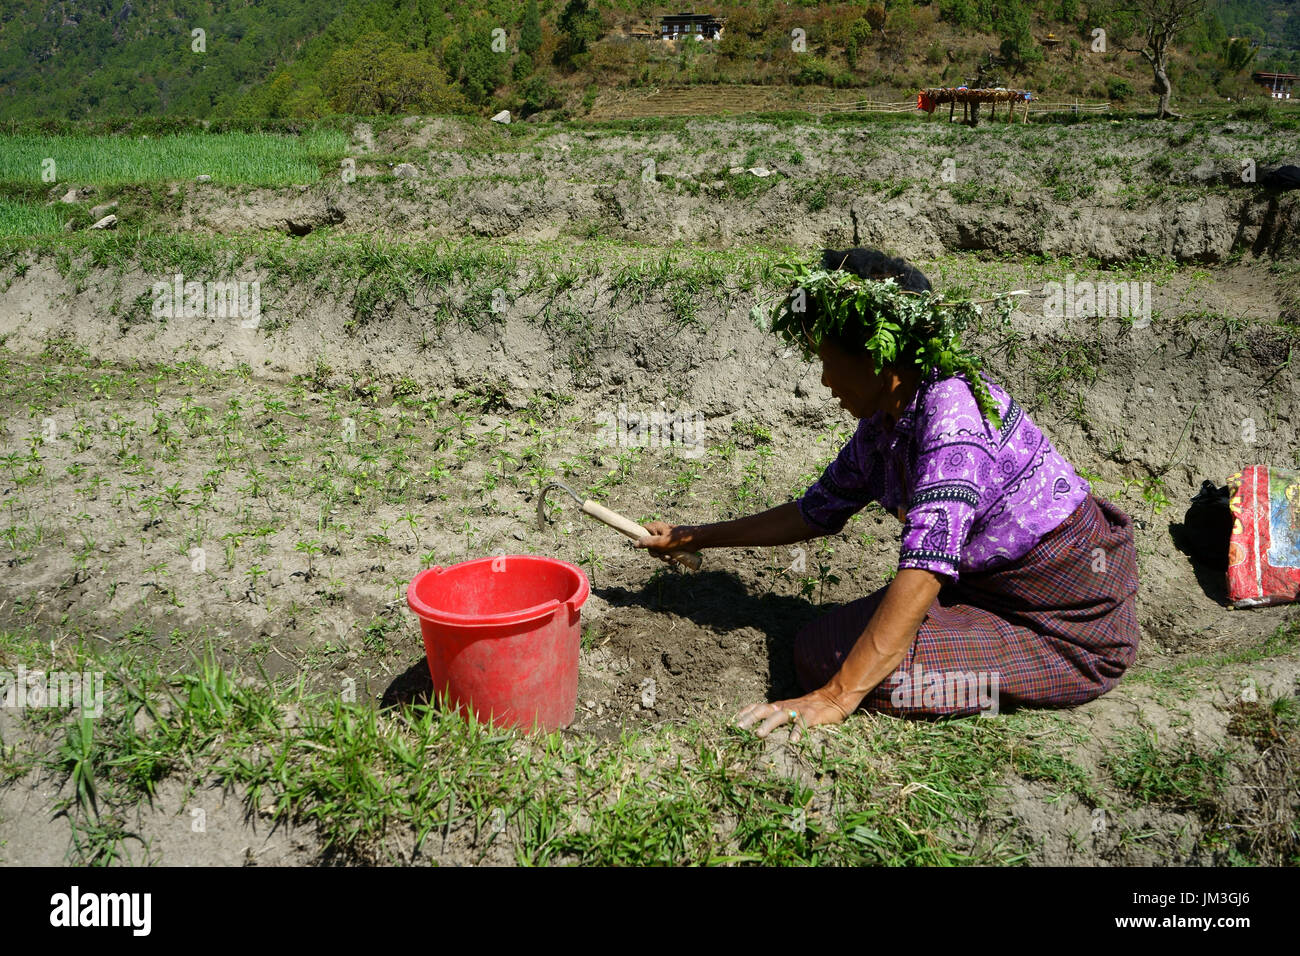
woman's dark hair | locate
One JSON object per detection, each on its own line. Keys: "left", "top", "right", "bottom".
{"left": 820, "top": 247, "right": 932, "bottom": 293}
{"left": 811, "top": 248, "right": 933, "bottom": 363}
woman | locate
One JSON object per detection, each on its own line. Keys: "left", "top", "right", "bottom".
{"left": 636, "top": 248, "right": 1140, "bottom": 742}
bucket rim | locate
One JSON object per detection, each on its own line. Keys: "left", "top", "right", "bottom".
{"left": 406, "top": 554, "right": 590, "bottom": 628}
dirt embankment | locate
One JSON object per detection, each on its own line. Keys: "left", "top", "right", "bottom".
{"left": 129, "top": 116, "right": 1300, "bottom": 264}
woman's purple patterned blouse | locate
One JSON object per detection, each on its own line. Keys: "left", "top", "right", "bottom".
{"left": 797, "top": 368, "right": 1090, "bottom": 581}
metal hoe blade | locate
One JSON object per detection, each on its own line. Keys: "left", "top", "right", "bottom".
{"left": 537, "top": 480, "right": 584, "bottom": 530}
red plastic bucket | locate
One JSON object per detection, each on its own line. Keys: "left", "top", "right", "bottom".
{"left": 406, "top": 555, "right": 589, "bottom": 732}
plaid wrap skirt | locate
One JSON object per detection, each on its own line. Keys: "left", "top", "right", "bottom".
{"left": 793, "top": 493, "right": 1141, "bottom": 717}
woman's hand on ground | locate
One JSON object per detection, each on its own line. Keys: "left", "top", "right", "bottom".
{"left": 735, "top": 689, "right": 852, "bottom": 744}
{"left": 634, "top": 522, "right": 701, "bottom": 560}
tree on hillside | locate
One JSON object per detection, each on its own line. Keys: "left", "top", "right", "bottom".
{"left": 1222, "top": 36, "right": 1257, "bottom": 73}
{"left": 324, "top": 33, "right": 464, "bottom": 115}
{"left": 521, "top": 75, "right": 561, "bottom": 115}
{"left": 996, "top": 3, "right": 1043, "bottom": 72}
{"left": 261, "top": 72, "right": 297, "bottom": 119}
{"left": 457, "top": 27, "right": 506, "bottom": 105}
{"left": 1113, "top": 0, "right": 1208, "bottom": 119}
{"left": 866, "top": 4, "right": 887, "bottom": 41}
{"left": 845, "top": 16, "right": 874, "bottom": 65}
{"left": 520, "top": 0, "right": 543, "bottom": 55}
{"left": 937, "top": 0, "right": 978, "bottom": 30}
{"left": 554, "top": 0, "right": 602, "bottom": 69}
{"left": 1194, "top": 8, "right": 1227, "bottom": 54}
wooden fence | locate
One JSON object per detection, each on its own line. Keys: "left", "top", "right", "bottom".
{"left": 813, "top": 97, "right": 1111, "bottom": 119}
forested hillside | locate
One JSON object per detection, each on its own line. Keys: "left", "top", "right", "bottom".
{"left": 0, "top": 0, "right": 1296, "bottom": 121}
{"left": 0, "top": 0, "right": 345, "bottom": 117}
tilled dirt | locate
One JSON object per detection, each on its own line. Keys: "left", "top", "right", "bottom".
{"left": 1, "top": 256, "right": 1296, "bottom": 730}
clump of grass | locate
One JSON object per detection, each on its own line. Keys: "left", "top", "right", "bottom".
{"left": 721, "top": 167, "right": 782, "bottom": 201}
{"left": 1012, "top": 748, "right": 1100, "bottom": 803}
{"left": 1106, "top": 729, "right": 1231, "bottom": 816}
{"left": 1024, "top": 337, "right": 1099, "bottom": 422}
{"left": 1226, "top": 696, "right": 1298, "bottom": 750}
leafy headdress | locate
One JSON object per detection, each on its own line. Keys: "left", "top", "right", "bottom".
{"left": 751, "top": 259, "right": 1024, "bottom": 430}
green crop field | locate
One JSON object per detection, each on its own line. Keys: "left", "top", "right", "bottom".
{"left": 0, "top": 130, "right": 349, "bottom": 187}
{"left": 0, "top": 197, "right": 64, "bottom": 238}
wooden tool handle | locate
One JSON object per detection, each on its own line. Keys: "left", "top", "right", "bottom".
{"left": 581, "top": 500, "right": 703, "bottom": 572}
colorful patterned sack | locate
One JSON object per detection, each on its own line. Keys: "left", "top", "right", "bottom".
{"left": 1227, "top": 465, "right": 1300, "bottom": 607}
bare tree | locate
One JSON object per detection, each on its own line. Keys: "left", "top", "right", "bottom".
{"left": 865, "top": 4, "right": 887, "bottom": 42}
{"left": 1118, "top": 0, "right": 1207, "bottom": 119}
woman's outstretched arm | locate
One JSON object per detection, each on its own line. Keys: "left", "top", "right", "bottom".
{"left": 635, "top": 500, "right": 821, "bottom": 554}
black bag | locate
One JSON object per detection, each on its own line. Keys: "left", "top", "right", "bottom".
{"left": 1181, "top": 479, "right": 1233, "bottom": 571}
{"left": 1261, "top": 164, "right": 1300, "bottom": 190}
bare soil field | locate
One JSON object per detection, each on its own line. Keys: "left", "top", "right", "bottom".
{"left": 0, "top": 114, "right": 1297, "bottom": 865}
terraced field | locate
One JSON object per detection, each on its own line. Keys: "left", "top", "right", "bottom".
{"left": 0, "top": 111, "right": 1297, "bottom": 865}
